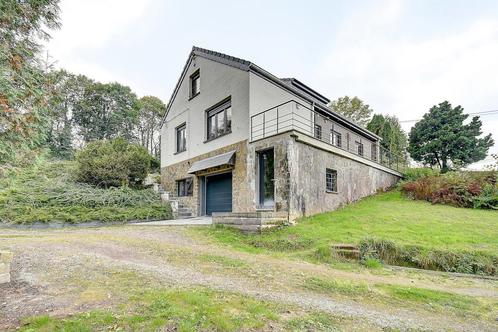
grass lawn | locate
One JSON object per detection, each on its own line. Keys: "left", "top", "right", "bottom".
{"left": 202, "top": 191, "right": 498, "bottom": 274}
{"left": 0, "top": 160, "right": 171, "bottom": 224}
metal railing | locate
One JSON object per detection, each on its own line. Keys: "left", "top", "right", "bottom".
{"left": 250, "top": 100, "right": 403, "bottom": 172}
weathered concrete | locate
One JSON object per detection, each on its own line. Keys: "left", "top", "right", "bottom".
{"left": 212, "top": 211, "right": 288, "bottom": 233}
{"left": 130, "top": 216, "right": 212, "bottom": 226}
{"left": 0, "top": 251, "right": 13, "bottom": 284}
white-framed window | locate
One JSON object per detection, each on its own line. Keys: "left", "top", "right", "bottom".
{"left": 330, "top": 130, "right": 342, "bottom": 148}
{"left": 326, "top": 169, "right": 337, "bottom": 192}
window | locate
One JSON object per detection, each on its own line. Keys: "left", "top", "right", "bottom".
{"left": 326, "top": 169, "right": 337, "bottom": 192}
{"left": 371, "top": 143, "right": 378, "bottom": 161}
{"left": 356, "top": 141, "right": 364, "bottom": 156}
{"left": 207, "top": 99, "right": 232, "bottom": 140}
{"left": 176, "top": 123, "right": 186, "bottom": 153}
{"left": 190, "top": 70, "right": 200, "bottom": 98}
{"left": 314, "top": 124, "right": 322, "bottom": 140}
{"left": 330, "top": 130, "right": 342, "bottom": 148}
{"left": 177, "top": 178, "right": 193, "bottom": 197}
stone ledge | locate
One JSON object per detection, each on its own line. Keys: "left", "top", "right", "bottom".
{"left": 0, "top": 251, "right": 13, "bottom": 284}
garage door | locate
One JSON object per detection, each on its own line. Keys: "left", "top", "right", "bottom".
{"left": 206, "top": 172, "right": 232, "bottom": 215}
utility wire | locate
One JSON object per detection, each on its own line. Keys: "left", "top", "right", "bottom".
{"left": 399, "top": 110, "right": 498, "bottom": 123}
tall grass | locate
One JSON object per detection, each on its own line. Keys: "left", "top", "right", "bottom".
{"left": 0, "top": 159, "right": 171, "bottom": 224}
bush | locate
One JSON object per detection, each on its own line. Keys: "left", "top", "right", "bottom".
{"left": 402, "top": 167, "right": 439, "bottom": 181}
{"left": 76, "top": 138, "right": 152, "bottom": 188}
{"left": 401, "top": 171, "right": 497, "bottom": 209}
{"left": 359, "top": 238, "right": 497, "bottom": 276}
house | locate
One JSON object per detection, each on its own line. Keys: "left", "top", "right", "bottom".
{"left": 160, "top": 46, "right": 402, "bottom": 230}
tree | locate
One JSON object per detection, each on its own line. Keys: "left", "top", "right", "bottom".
{"left": 73, "top": 82, "right": 139, "bottom": 142}
{"left": 329, "top": 96, "right": 373, "bottom": 127}
{"left": 0, "top": 0, "right": 61, "bottom": 164}
{"left": 136, "top": 96, "right": 166, "bottom": 156}
{"left": 408, "top": 101, "right": 494, "bottom": 172}
{"left": 45, "top": 70, "right": 93, "bottom": 158}
{"left": 367, "top": 114, "right": 408, "bottom": 165}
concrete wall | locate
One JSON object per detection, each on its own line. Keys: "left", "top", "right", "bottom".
{"left": 161, "top": 56, "right": 250, "bottom": 167}
{"left": 287, "top": 135, "right": 400, "bottom": 218}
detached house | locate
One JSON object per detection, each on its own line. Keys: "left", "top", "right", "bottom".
{"left": 160, "top": 46, "right": 402, "bottom": 229}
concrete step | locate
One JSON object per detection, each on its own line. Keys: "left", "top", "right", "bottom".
{"left": 331, "top": 243, "right": 359, "bottom": 250}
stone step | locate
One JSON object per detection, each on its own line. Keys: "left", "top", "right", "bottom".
{"left": 331, "top": 243, "right": 359, "bottom": 250}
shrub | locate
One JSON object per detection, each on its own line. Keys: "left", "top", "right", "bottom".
{"left": 76, "top": 138, "right": 152, "bottom": 188}
{"left": 402, "top": 167, "right": 439, "bottom": 181}
{"left": 359, "top": 238, "right": 497, "bottom": 276}
{"left": 401, "top": 171, "right": 498, "bottom": 209}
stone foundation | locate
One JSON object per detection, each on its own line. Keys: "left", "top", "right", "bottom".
{"left": 0, "top": 251, "right": 13, "bottom": 284}
{"left": 161, "top": 140, "right": 252, "bottom": 216}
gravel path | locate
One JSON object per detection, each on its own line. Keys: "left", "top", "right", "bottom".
{"left": 1, "top": 226, "right": 497, "bottom": 331}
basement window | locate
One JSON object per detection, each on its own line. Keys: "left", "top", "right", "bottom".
{"left": 177, "top": 178, "right": 193, "bottom": 197}
{"left": 326, "top": 169, "right": 337, "bottom": 192}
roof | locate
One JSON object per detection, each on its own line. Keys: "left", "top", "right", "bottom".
{"left": 162, "top": 46, "right": 380, "bottom": 141}
{"left": 187, "top": 150, "right": 236, "bottom": 174}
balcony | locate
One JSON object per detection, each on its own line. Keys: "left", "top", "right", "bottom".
{"left": 250, "top": 100, "right": 403, "bottom": 172}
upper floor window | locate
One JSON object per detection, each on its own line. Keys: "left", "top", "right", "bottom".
{"left": 176, "top": 123, "right": 186, "bottom": 153}
{"left": 371, "top": 143, "right": 378, "bottom": 161}
{"left": 330, "top": 130, "right": 342, "bottom": 148}
{"left": 356, "top": 141, "right": 364, "bottom": 156}
{"left": 326, "top": 169, "right": 337, "bottom": 192}
{"left": 190, "top": 70, "right": 200, "bottom": 98}
{"left": 314, "top": 124, "right": 322, "bottom": 140}
{"left": 207, "top": 99, "right": 232, "bottom": 141}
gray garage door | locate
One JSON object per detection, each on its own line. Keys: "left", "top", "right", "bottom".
{"left": 206, "top": 172, "right": 232, "bottom": 215}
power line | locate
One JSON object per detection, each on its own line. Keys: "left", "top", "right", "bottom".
{"left": 399, "top": 110, "right": 498, "bottom": 123}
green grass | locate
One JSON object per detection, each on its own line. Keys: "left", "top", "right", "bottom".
{"left": 20, "top": 288, "right": 279, "bottom": 332}
{"left": 0, "top": 159, "right": 172, "bottom": 224}
{"left": 201, "top": 190, "right": 498, "bottom": 274}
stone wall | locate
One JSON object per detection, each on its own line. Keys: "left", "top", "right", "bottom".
{"left": 161, "top": 140, "right": 251, "bottom": 216}
{"left": 287, "top": 136, "right": 400, "bottom": 218}
{"left": 0, "top": 251, "right": 12, "bottom": 284}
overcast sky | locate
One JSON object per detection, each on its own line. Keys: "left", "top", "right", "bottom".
{"left": 44, "top": 0, "right": 498, "bottom": 169}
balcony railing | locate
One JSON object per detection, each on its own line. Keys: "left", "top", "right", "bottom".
{"left": 250, "top": 100, "right": 403, "bottom": 172}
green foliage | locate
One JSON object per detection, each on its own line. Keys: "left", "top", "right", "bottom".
{"left": 408, "top": 101, "right": 494, "bottom": 172}
{"left": 0, "top": 0, "right": 61, "bottom": 165}
{"left": 402, "top": 167, "right": 440, "bottom": 181}
{"left": 329, "top": 96, "right": 373, "bottom": 127}
{"left": 367, "top": 114, "right": 408, "bottom": 164}
{"left": 359, "top": 238, "right": 497, "bottom": 276}
{"left": 0, "top": 159, "right": 171, "bottom": 224}
{"left": 73, "top": 82, "right": 139, "bottom": 142}
{"left": 76, "top": 138, "right": 151, "bottom": 188}
{"left": 136, "top": 95, "right": 166, "bottom": 157}
{"left": 44, "top": 69, "right": 94, "bottom": 159}
{"left": 401, "top": 171, "right": 497, "bottom": 209}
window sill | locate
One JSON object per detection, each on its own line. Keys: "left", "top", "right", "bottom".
{"left": 174, "top": 150, "right": 186, "bottom": 155}
{"left": 189, "top": 92, "right": 200, "bottom": 101}
{"left": 326, "top": 190, "right": 338, "bottom": 194}
{"left": 203, "top": 131, "right": 232, "bottom": 143}
{"left": 256, "top": 207, "right": 275, "bottom": 211}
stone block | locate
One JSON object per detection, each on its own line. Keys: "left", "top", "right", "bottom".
{"left": 0, "top": 251, "right": 13, "bottom": 284}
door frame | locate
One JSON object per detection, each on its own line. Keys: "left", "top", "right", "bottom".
{"left": 256, "top": 147, "right": 275, "bottom": 210}
{"left": 201, "top": 169, "right": 233, "bottom": 216}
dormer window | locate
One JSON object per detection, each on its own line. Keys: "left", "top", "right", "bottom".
{"left": 190, "top": 70, "right": 200, "bottom": 99}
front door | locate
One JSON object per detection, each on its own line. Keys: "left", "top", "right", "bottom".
{"left": 258, "top": 149, "right": 275, "bottom": 208}
{"left": 205, "top": 172, "right": 232, "bottom": 215}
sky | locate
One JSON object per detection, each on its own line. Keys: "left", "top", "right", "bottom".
{"left": 44, "top": 0, "right": 498, "bottom": 169}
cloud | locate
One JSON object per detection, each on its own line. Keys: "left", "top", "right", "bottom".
{"left": 315, "top": 0, "right": 498, "bottom": 163}
{"left": 44, "top": 0, "right": 152, "bottom": 84}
